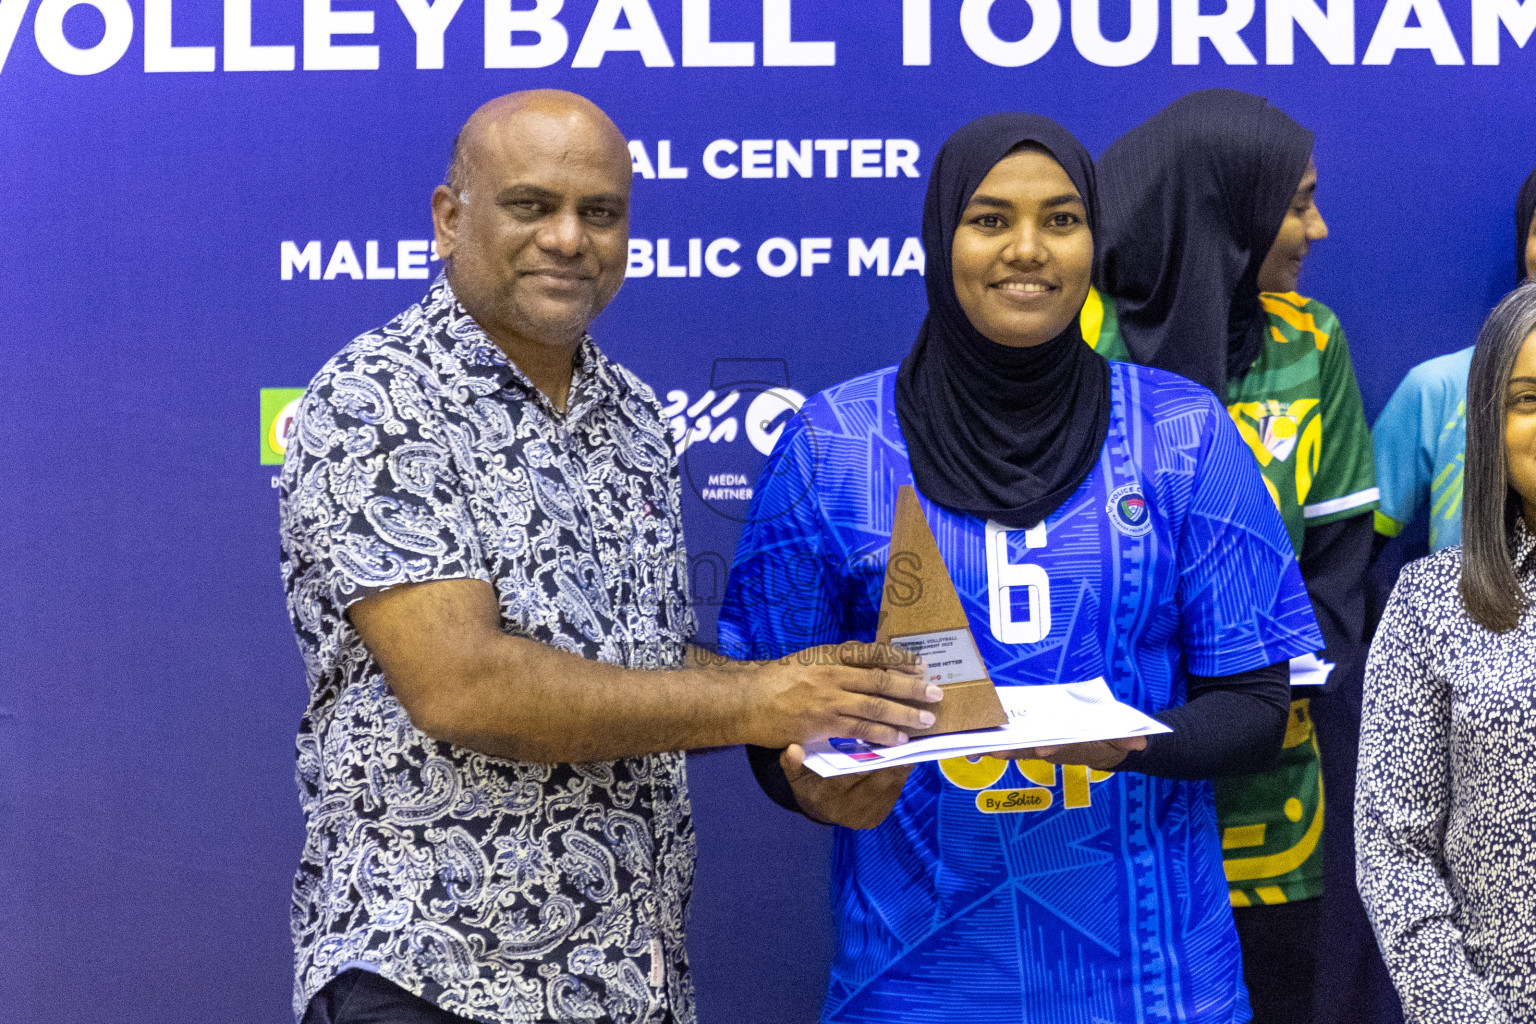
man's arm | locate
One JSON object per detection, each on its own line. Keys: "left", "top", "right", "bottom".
{"left": 351, "top": 577, "right": 942, "bottom": 764}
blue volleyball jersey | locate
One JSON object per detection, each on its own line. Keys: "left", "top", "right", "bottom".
{"left": 718, "top": 363, "right": 1322, "bottom": 1024}
{"left": 1373, "top": 346, "right": 1473, "bottom": 551}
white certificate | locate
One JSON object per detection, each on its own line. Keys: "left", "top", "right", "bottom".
{"left": 802, "top": 678, "right": 1171, "bottom": 778}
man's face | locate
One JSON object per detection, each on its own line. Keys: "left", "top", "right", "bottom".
{"left": 433, "top": 108, "right": 631, "bottom": 351}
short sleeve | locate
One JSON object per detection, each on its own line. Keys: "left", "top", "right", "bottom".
{"left": 1304, "top": 314, "right": 1379, "bottom": 525}
{"left": 1177, "top": 399, "right": 1324, "bottom": 676}
{"left": 718, "top": 406, "right": 847, "bottom": 661}
{"left": 1372, "top": 365, "right": 1436, "bottom": 537}
{"left": 278, "top": 350, "right": 489, "bottom": 613}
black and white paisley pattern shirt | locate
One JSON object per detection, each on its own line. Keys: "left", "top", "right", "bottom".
{"left": 1357, "top": 518, "right": 1536, "bottom": 1024}
{"left": 278, "top": 275, "right": 697, "bottom": 1024}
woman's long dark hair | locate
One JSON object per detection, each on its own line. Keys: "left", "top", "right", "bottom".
{"left": 1461, "top": 281, "right": 1536, "bottom": 631}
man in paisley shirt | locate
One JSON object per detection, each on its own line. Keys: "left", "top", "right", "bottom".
{"left": 278, "top": 90, "right": 937, "bottom": 1024}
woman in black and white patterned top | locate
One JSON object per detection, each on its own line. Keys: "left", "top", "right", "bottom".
{"left": 1357, "top": 280, "right": 1536, "bottom": 1023}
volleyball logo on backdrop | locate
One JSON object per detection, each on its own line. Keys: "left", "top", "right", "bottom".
{"left": 5, "top": 0, "right": 1536, "bottom": 76}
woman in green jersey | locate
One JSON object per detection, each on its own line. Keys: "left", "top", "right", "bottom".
{"left": 1089, "top": 90, "right": 1386, "bottom": 1024}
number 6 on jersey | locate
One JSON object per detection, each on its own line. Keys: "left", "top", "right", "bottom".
{"left": 986, "top": 520, "right": 1050, "bottom": 645}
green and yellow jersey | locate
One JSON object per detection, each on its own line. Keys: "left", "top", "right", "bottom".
{"left": 1082, "top": 287, "right": 1378, "bottom": 905}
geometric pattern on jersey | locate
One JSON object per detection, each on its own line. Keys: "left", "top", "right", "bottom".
{"left": 719, "top": 363, "right": 1321, "bottom": 1024}
{"left": 1372, "top": 345, "right": 1472, "bottom": 551}
{"left": 1085, "top": 287, "right": 1376, "bottom": 904}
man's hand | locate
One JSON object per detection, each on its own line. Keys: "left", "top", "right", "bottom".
{"left": 744, "top": 641, "right": 942, "bottom": 750}
{"left": 985, "top": 736, "right": 1147, "bottom": 772}
{"left": 782, "top": 744, "right": 914, "bottom": 829}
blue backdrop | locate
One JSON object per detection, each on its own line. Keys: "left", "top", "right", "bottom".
{"left": 3, "top": 0, "right": 1534, "bottom": 1020}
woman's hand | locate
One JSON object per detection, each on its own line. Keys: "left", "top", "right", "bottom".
{"left": 985, "top": 736, "right": 1147, "bottom": 772}
{"left": 782, "top": 744, "right": 915, "bottom": 829}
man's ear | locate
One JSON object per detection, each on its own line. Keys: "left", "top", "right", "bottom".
{"left": 431, "top": 184, "right": 461, "bottom": 263}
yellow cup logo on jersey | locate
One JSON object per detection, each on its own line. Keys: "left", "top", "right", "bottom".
{"left": 261, "top": 388, "right": 305, "bottom": 465}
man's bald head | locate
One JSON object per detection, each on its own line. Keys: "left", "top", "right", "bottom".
{"left": 446, "top": 90, "right": 630, "bottom": 200}
{"left": 430, "top": 90, "right": 634, "bottom": 391}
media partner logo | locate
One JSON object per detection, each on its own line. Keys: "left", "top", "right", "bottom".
{"left": 670, "top": 359, "right": 807, "bottom": 523}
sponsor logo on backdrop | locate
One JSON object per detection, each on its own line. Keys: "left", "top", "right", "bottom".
{"left": 260, "top": 387, "right": 305, "bottom": 466}
{"left": 4, "top": 0, "right": 1523, "bottom": 77}
{"left": 668, "top": 359, "right": 806, "bottom": 521}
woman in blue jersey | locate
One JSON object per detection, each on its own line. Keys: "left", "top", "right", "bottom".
{"left": 718, "top": 114, "right": 1322, "bottom": 1024}
{"left": 1093, "top": 90, "right": 1385, "bottom": 1024}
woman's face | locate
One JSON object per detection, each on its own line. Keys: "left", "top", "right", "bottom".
{"left": 951, "top": 149, "right": 1093, "bottom": 349}
{"left": 1256, "top": 157, "right": 1328, "bottom": 295}
{"left": 1505, "top": 329, "right": 1536, "bottom": 530}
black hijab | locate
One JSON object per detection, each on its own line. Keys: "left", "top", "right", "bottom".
{"left": 1516, "top": 166, "right": 1536, "bottom": 281}
{"left": 894, "top": 113, "right": 1110, "bottom": 531}
{"left": 1095, "top": 89, "right": 1314, "bottom": 396}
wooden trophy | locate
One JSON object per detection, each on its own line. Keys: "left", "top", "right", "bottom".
{"left": 875, "top": 485, "right": 1008, "bottom": 737}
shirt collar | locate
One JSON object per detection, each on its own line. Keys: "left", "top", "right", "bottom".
{"left": 420, "top": 273, "right": 628, "bottom": 418}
